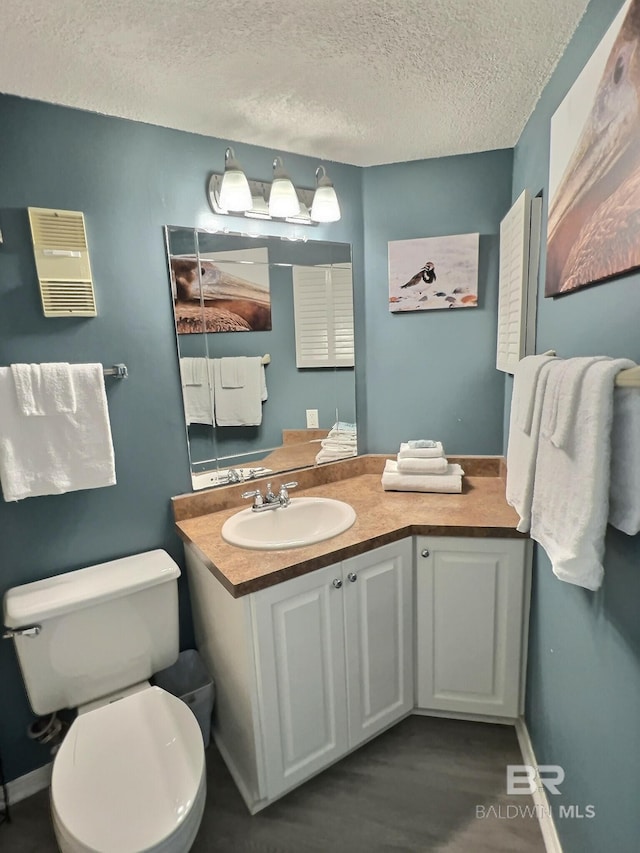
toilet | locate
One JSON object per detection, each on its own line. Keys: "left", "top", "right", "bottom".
{"left": 4, "top": 550, "right": 206, "bottom": 853}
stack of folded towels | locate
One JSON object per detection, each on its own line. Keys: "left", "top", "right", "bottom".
{"left": 381, "top": 440, "right": 464, "bottom": 493}
{"left": 315, "top": 421, "right": 358, "bottom": 464}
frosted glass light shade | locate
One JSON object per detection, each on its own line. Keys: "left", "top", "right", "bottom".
{"left": 218, "top": 147, "right": 252, "bottom": 211}
{"left": 269, "top": 157, "right": 300, "bottom": 218}
{"left": 219, "top": 169, "right": 252, "bottom": 211}
{"left": 311, "top": 184, "right": 341, "bottom": 222}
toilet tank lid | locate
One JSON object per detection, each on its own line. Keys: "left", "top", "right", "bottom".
{"left": 3, "top": 550, "right": 180, "bottom": 626}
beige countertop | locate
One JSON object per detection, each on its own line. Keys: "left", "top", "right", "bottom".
{"left": 173, "top": 455, "right": 523, "bottom": 598}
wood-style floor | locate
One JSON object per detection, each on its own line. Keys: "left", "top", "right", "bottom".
{"left": 2, "top": 715, "right": 545, "bottom": 853}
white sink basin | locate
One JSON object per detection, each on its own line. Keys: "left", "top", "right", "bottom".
{"left": 221, "top": 497, "right": 357, "bottom": 550}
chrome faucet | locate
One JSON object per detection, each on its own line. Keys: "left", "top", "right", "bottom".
{"left": 241, "top": 481, "right": 298, "bottom": 512}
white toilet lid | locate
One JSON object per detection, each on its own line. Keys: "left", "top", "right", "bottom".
{"left": 51, "top": 686, "right": 205, "bottom": 852}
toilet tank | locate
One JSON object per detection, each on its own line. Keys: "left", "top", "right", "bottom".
{"left": 3, "top": 550, "right": 181, "bottom": 715}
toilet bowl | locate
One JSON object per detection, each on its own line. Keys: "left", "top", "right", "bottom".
{"left": 50, "top": 686, "right": 206, "bottom": 853}
{"left": 3, "top": 550, "right": 207, "bottom": 853}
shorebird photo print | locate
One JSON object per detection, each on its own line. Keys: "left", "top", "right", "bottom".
{"left": 388, "top": 233, "right": 479, "bottom": 312}
{"left": 546, "top": 0, "right": 640, "bottom": 296}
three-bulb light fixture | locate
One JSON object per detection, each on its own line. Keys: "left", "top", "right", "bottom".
{"left": 208, "top": 147, "right": 341, "bottom": 225}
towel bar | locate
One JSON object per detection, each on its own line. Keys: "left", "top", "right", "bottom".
{"left": 103, "top": 364, "right": 128, "bottom": 379}
{"left": 541, "top": 352, "right": 640, "bottom": 387}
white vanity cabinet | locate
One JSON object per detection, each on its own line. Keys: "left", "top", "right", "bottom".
{"left": 415, "top": 536, "right": 530, "bottom": 720}
{"left": 252, "top": 539, "right": 413, "bottom": 799}
{"left": 184, "top": 538, "right": 413, "bottom": 812}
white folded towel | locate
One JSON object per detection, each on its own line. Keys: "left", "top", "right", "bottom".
{"left": 609, "top": 386, "right": 640, "bottom": 535}
{"left": 213, "top": 356, "right": 264, "bottom": 426}
{"left": 398, "top": 441, "right": 444, "bottom": 460}
{"left": 315, "top": 446, "right": 357, "bottom": 464}
{"left": 382, "top": 460, "right": 463, "bottom": 493}
{"left": 0, "top": 364, "right": 116, "bottom": 501}
{"left": 408, "top": 439, "right": 437, "bottom": 449}
{"left": 180, "top": 358, "right": 214, "bottom": 425}
{"left": 396, "top": 456, "right": 448, "bottom": 475}
{"left": 506, "top": 354, "right": 557, "bottom": 532}
{"left": 530, "top": 357, "right": 634, "bottom": 590}
{"left": 220, "top": 357, "right": 246, "bottom": 389}
{"left": 11, "top": 363, "right": 77, "bottom": 415}
{"left": 331, "top": 421, "right": 356, "bottom": 433}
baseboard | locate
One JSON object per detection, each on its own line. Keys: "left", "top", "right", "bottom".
{"left": 213, "top": 733, "right": 264, "bottom": 815}
{"left": 515, "top": 719, "right": 563, "bottom": 853}
{"left": 6, "top": 762, "right": 52, "bottom": 805}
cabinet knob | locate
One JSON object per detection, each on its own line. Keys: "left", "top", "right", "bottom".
{"left": 332, "top": 578, "right": 343, "bottom": 589}
{"left": 421, "top": 549, "right": 430, "bottom": 558}
{"left": 347, "top": 572, "right": 357, "bottom": 583}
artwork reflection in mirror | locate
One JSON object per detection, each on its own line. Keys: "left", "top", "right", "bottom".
{"left": 165, "top": 227, "right": 356, "bottom": 490}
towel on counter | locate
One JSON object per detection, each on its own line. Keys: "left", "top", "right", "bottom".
{"left": 506, "top": 354, "right": 557, "bottom": 532}
{"left": 529, "top": 357, "right": 634, "bottom": 590}
{"left": 396, "top": 456, "right": 448, "bottom": 475}
{"left": 213, "top": 356, "right": 265, "bottom": 426}
{"left": 408, "top": 439, "right": 437, "bottom": 449}
{"left": 11, "top": 363, "right": 77, "bottom": 415}
{"left": 0, "top": 364, "right": 116, "bottom": 501}
{"left": 609, "top": 386, "right": 640, "bottom": 535}
{"left": 180, "top": 358, "right": 214, "bottom": 426}
{"left": 398, "top": 441, "right": 444, "bottom": 460}
{"left": 382, "top": 460, "right": 463, "bottom": 493}
{"left": 220, "top": 357, "right": 246, "bottom": 389}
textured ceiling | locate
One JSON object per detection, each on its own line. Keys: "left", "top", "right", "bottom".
{"left": 0, "top": 0, "right": 589, "bottom": 166}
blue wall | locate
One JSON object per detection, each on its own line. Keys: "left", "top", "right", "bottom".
{"left": 0, "top": 94, "right": 364, "bottom": 781}
{"left": 363, "top": 149, "right": 513, "bottom": 455}
{"left": 509, "top": 1, "right": 640, "bottom": 851}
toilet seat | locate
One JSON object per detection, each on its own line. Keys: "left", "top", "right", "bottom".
{"left": 51, "top": 686, "right": 206, "bottom": 853}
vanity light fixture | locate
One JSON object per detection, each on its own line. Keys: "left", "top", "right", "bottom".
{"left": 310, "top": 166, "right": 341, "bottom": 223}
{"left": 218, "top": 147, "right": 252, "bottom": 212}
{"left": 207, "top": 149, "right": 341, "bottom": 226}
{"left": 268, "top": 157, "right": 301, "bottom": 219}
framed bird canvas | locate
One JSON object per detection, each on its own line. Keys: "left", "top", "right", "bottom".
{"left": 546, "top": 0, "right": 640, "bottom": 296}
{"left": 388, "top": 233, "right": 479, "bottom": 312}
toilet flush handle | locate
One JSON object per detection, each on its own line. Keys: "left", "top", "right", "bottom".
{"left": 2, "top": 624, "right": 41, "bottom": 639}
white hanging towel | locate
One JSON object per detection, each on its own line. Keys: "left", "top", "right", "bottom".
{"left": 11, "top": 363, "right": 77, "bottom": 415}
{"left": 0, "top": 364, "right": 116, "bottom": 501}
{"left": 180, "top": 357, "right": 214, "bottom": 426}
{"left": 506, "top": 354, "right": 557, "bottom": 532}
{"left": 529, "top": 357, "right": 634, "bottom": 590}
{"left": 220, "top": 357, "right": 246, "bottom": 389}
{"left": 213, "top": 357, "right": 264, "bottom": 426}
{"left": 609, "top": 386, "right": 640, "bottom": 535}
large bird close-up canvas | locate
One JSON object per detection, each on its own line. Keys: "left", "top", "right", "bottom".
{"left": 546, "top": 0, "right": 640, "bottom": 297}
{"left": 388, "top": 233, "right": 479, "bottom": 312}
{"left": 170, "top": 247, "right": 272, "bottom": 333}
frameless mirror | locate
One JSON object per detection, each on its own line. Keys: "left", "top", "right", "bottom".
{"left": 165, "top": 227, "right": 356, "bottom": 489}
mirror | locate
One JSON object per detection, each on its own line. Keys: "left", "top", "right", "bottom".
{"left": 165, "top": 226, "right": 357, "bottom": 489}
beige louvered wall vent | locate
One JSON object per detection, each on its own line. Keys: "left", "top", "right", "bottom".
{"left": 28, "top": 207, "right": 97, "bottom": 317}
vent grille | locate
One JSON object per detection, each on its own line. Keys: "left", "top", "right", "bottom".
{"left": 28, "top": 207, "right": 97, "bottom": 317}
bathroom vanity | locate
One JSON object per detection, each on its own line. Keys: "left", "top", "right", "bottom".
{"left": 174, "top": 456, "right": 530, "bottom": 813}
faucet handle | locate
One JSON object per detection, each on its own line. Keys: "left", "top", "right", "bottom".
{"left": 280, "top": 481, "right": 298, "bottom": 492}
{"left": 278, "top": 481, "right": 298, "bottom": 504}
{"left": 241, "top": 489, "right": 263, "bottom": 508}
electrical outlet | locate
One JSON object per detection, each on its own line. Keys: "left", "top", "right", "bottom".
{"left": 306, "top": 409, "right": 319, "bottom": 428}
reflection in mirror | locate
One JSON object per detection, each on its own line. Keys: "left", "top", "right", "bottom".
{"left": 165, "top": 227, "right": 356, "bottom": 489}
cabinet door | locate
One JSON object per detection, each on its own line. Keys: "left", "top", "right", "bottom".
{"left": 343, "top": 539, "right": 414, "bottom": 748}
{"left": 251, "top": 563, "right": 349, "bottom": 799}
{"left": 416, "top": 537, "right": 528, "bottom": 719}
